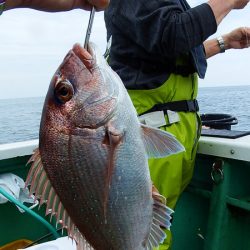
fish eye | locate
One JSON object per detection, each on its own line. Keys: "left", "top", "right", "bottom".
{"left": 54, "top": 80, "right": 74, "bottom": 103}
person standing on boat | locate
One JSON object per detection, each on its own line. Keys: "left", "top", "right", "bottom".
{"left": 104, "top": 0, "right": 250, "bottom": 249}
{"left": 0, "top": 0, "right": 109, "bottom": 14}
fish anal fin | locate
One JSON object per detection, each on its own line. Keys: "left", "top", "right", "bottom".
{"left": 145, "top": 184, "right": 174, "bottom": 250}
{"left": 140, "top": 124, "right": 185, "bottom": 159}
{"left": 26, "top": 148, "right": 95, "bottom": 250}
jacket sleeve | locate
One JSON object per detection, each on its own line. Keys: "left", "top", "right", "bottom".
{"left": 109, "top": 0, "right": 217, "bottom": 57}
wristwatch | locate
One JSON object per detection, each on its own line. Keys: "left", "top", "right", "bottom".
{"left": 0, "top": 0, "right": 6, "bottom": 15}
{"left": 217, "top": 36, "right": 225, "bottom": 53}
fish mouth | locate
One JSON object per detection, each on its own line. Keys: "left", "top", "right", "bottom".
{"left": 71, "top": 43, "right": 94, "bottom": 71}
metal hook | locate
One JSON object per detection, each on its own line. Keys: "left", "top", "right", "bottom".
{"left": 211, "top": 160, "right": 224, "bottom": 184}
{"left": 84, "top": 6, "right": 96, "bottom": 49}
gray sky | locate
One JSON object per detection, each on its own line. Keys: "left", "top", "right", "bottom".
{"left": 0, "top": 1, "right": 250, "bottom": 99}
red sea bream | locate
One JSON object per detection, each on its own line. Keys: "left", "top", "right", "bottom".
{"left": 26, "top": 43, "right": 184, "bottom": 250}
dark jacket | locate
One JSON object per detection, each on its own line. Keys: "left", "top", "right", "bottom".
{"left": 104, "top": 0, "right": 217, "bottom": 89}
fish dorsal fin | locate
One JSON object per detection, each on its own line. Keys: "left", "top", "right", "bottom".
{"left": 145, "top": 185, "right": 174, "bottom": 250}
{"left": 140, "top": 124, "right": 185, "bottom": 159}
{"left": 26, "top": 148, "right": 94, "bottom": 250}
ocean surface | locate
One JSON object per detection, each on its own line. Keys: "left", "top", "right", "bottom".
{"left": 0, "top": 85, "right": 249, "bottom": 145}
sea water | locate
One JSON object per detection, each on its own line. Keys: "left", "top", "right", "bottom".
{"left": 0, "top": 85, "right": 249, "bottom": 145}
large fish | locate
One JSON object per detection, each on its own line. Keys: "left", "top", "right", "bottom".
{"left": 26, "top": 43, "right": 184, "bottom": 250}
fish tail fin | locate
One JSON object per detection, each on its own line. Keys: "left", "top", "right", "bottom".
{"left": 145, "top": 185, "right": 174, "bottom": 250}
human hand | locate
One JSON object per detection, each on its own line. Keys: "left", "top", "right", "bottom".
{"left": 223, "top": 27, "right": 250, "bottom": 50}
{"left": 230, "top": 0, "right": 249, "bottom": 9}
{"left": 79, "top": 0, "right": 110, "bottom": 11}
{"left": 5, "top": 0, "right": 109, "bottom": 12}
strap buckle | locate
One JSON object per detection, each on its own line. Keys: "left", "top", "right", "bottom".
{"left": 186, "top": 100, "right": 199, "bottom": 112}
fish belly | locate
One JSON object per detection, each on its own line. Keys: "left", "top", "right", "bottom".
{"left": 41, "top": 131, "right": 152, "bottom": 250}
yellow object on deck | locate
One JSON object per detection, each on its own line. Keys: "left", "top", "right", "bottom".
{"left": 0, "top": 239, "right": 32, "bottom": 250}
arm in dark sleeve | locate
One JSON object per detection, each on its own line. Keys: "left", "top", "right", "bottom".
{"left": 109, "top": 0, "right": 217, "bottom": 57}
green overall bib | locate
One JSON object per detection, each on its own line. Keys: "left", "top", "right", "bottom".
{"left": 128, "top": 73, "right": 201, "bottom": 249}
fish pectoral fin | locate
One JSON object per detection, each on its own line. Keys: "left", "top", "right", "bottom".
{"left": 140, "top": 124, "right": 185, "bottom": 159}
{"left": 145, "top": 185, "right": 174, "bottom": 249}
{"left": 26, "top": 148, "right": 94, "bottom": 250}
{"left": 103, "top": 127, "right": 124, "bottom": 216}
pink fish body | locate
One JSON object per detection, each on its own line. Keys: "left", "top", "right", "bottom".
{"left": 26, "top": 43, "right": 184, "bottom": 250}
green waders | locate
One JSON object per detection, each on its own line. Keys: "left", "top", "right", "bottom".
{"left": 128, "top": 73, "right": 201, "bottom": 250}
